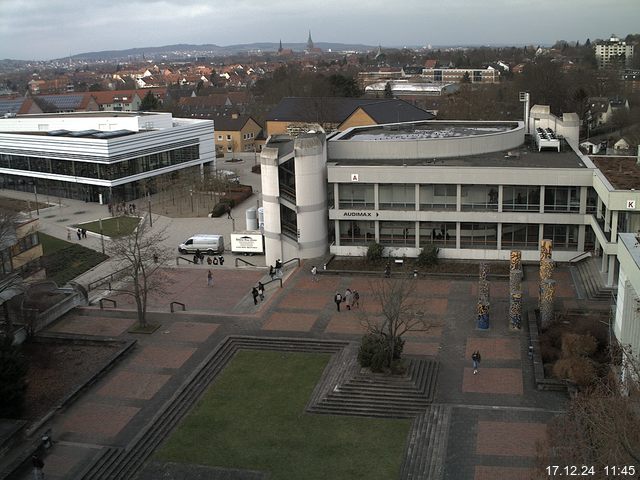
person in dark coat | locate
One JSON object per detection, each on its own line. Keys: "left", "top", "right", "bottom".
{"left": 334, "top": 292, "right": 342, "bottom": 312}
{"left": 257, "top": 282, "right": 265, "bottom": 301}
{"left": 32, "top": 454, "right": 44, "bottom": 480}
{"left": 251, "top": 287, "right": 259, "bottom": 305}
{"left": 269, "top": 265, "right": 275, "bottom": 280}
{"left": 472, "top": 350, "right": 481, "bottom": 374}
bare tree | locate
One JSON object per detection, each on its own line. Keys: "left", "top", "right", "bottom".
{"left": 0, "top": 208, "right": 23, "bottom": 346}
{"left": 360, "top": 277, "right": 437, "bottom": 369}
{"left": 534, "top": 345, "right": 640, "bottom": 476}
{"left": 106, "top": 220, "right": 170, "bottom": 329}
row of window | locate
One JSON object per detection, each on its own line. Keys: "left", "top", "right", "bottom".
{"left": 338, "top": 221, "right": 581, "bottom": 250}
{"left": 0, "top": 145, "right": 199, "bottom": 181}
{"left": 0, "top": 233, "right": 40, "bottom": 275}
{"left": 337, "top": 184, "right": 595, "bottom": 213}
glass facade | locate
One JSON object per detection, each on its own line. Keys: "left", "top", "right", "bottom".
{"left": 339, "top": 220, "right": 375, "bottom": 245}
{"left": 461, "top": 185, "right": 498, "bottom": 211}
{"left": 379, "top": 184, "right": 415, "bottom": 210}
{"left": 379, "top": 221, "right": 415, "bottom": 246}
{"left": 460, "top": 223, "right": 498, "bottom": 249}
{"left": 544, "top": 186, "right": 580, "bottom": 212}
{"left": 338, "top": 184, "right": 374, "bottom": 209}
{"left": 420, "top": 184, "right": 456, "bottom": 210}
{"left": 502, "top": 223, "right": 539, "bottom": 249}
{"left": 502, "top": 186, "right": 540, "bottom": 211}
{"left": 0, "top": 145, "right": 199, "bottom": 181}
{"left": 278, "top": 158, "right": 296, "bottom": 203}
{"left": 543, "top": 224, "right": 579, "bottom": 250}
{"left": 419, "top": 222, "right": 456, "bottom": 247}
{"left": 280, "top": 204, "right": 297, "bottom": 240}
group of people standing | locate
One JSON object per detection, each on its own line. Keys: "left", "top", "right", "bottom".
{"left": 75, "top": 228, "right": 87, "bottom": 240}
{"left": 195, "top": 249, "right": 224, "bottom": 266}
{"left": 108, "top": 201, "right": 136, "bottom": 216}
{"left": 269, "top": 259, "right": 283, "bottom": 280}
{"left": 334, "top": 288, "right": 360, "bottom": 312}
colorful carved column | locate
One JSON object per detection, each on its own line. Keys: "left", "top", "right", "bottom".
{"left": 477, "top": 262, "right": 490, "bottom": 329}
{"left": 540, "top": 279, "right": 556, "bottom": 328}
{"left": 509, "top": 291, "right": 523, "bottom": 329}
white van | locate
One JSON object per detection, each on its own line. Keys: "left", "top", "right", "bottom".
{"left": 178, "top": 235, "right": 225, "bottom": 255}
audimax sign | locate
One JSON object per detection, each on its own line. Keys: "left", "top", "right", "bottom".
{"left": 342, "top": 211, "right": 379, "bottom": 217}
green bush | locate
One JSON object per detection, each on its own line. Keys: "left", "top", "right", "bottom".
{"left": 416, "top": 245, "right": 439, "bottom": 267}
{"left": 358, "top": 332, "right": 405, "bottom": 372}
{"left": 366, "top": 242, "right": 385, "bottom": 263}
{"left": 210, "top": 199, "right": 235, "bottom": 217}
{"left": 0, "top": 344, "right": 28, "bottom": 418}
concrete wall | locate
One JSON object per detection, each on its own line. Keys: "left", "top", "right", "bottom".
{"left": 329, "top": 121, "right": 525, "bottom": 160}
{"left": 260, "top": 146, "right": 282, "bottom": 267}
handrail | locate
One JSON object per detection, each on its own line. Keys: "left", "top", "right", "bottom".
{"left": 176, "top": 256, "right": 198, "bottom": 265}
{"left": 282, "top": 257, "right": 300, "bottom": 268}
{"left": 235, "top": 257, "right": 256, "bottom": 267}
{"left": 262, "top": 277, "right": 283, "bottom": 289}
{"left": 568, "top": 251, "right": 592, "bottom": 263}
{"left": 99, "top": 298, "right": 117, "bottom": 309}
{"left": 88, "top": 266, "right": 129, "bottom": 292}
{"left": 170, "top": 301, "right": 186, "bottom": 313}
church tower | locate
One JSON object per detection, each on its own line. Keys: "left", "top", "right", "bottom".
{"left": 278, "top": 39, "right": 283, "bottom": 53}
{"left": 307, "top": 30, "right": 314, "bottom": 50}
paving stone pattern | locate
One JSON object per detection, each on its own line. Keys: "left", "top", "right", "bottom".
{"left": 9, "top": 261, "right": 583, "bottom": 480}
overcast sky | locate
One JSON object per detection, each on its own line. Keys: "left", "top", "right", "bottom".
{"left": 0, "top": 0, "right": 638, "bottom": 61}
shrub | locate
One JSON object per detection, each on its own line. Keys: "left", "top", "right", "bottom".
{"left": 210, "top": 199, "right": 236, "bottom": 218}
{"left": 416, "top": 245, "right": 439, "bottom": 267}
{"left": 366, "top": 242, "right": 384, "bottom": 263}
{"left": 251, "top": 164, "right": 261, "bottom": 174}
{"left": 561, "top": 333, "right": 598, "bottom": 358}
{"left": 358, "top": 332, "right": 405, "bottom": 373}
{"left": 358, "top": 333, "right": 387, "bottom": 372}
{"left": 0, "top": 344, "right": 28, "bottom": 418}
{"left": 552, "top": 357, "right": 597, "bottom": 386}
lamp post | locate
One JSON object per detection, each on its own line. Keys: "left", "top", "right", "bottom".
{"left": 148, "top": 192, "right": 153, "bottom": 227}
{"left": 99, "top": 217, "right": 105, "bottom": 254}
{"left": 33, "top": 182, "right": 40, "bottom": 215}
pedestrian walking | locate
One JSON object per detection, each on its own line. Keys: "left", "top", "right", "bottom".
{"left": 275, "top": 259, "right": 283, "bottom": 278}
{"left": 81, "top": 228, "right": 87, "bottom": 239}
{"left": 67, "top": 230, "right": 71, "bottom": 241}
{"left": 472, "top": 350, "right": 481, "bottom": 374}
{"left": 76, "top": 228, "right": 82, "bottom": 240}
{"left": 218, "top": 255, "right": 224, "bottom": 266}
{"left": 207, "top": 256, "right": 212, "bottom": 265}
{"left": 334, "top": 292, "right": 342, "bottom": 312}
{"left": 32, "top": 454, "right": 44, "bottom": 480}
{"left": 252, "top": 287, "right": 259, "bottom": 305}
{"left": 225, "top": 204, "right": 233, "bottom": 219}
{"left": 353, "top": 290, "right": 360, "bottom": 309}
{"left": 384, "top": 263, "right": 391, "bottom": 278}
{"left": 207, "top": 270, "right": 213, "bottom": 286}
{"left": 344, "top": 288, "right": 353, "bottom": 310}
{"left": 258, "top": 282, "right": 265, "bottom": 301}
{"left": 269, "top": 265, "right": 275, "bottom": 280}
{"left": 311, "top": 265, "right": 318, "bottom": 282}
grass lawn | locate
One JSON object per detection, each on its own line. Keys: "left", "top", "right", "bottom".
{"left": 157, "top": 350, "right": 411, "bottom": 480}
{"left": 40, "top": 232, "right": 108, "bottom": 285}
{"left": 75, "top": 216, "right": 140, "bottom": 237}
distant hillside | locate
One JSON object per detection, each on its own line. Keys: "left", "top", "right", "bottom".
{"left": 64, "top": 42, "right": 377, "bottom": 61}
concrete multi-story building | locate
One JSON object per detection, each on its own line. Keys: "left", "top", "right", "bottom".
{"left": 421, "top": 67, "right": 498, "bottom": 84}
{"left": 0, "top": 111, "right": 214, "bottom": 203}
{"left": 595, "top": 34, "right": 634, "bottom": 69}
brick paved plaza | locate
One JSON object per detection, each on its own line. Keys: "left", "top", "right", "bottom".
{"left": 19, "top": 262, "right": 578, "bottom": 480}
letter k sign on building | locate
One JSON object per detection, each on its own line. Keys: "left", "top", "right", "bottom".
{"left": 627, "top": 200, "right": 636, "bottom": 209}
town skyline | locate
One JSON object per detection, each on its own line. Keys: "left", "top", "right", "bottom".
{"left": 0, "top": 0, "right": 638, "bottom": 61}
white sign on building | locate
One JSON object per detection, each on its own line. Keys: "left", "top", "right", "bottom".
{"left": 351, "top": 173, "right": 359, "bottom": 182}
{"left": 627, "top": 200, "right": 636, "bottom": 209}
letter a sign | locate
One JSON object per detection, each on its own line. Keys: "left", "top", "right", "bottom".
{"left": 351, "top": 173, "right": 359, "bottom": 182}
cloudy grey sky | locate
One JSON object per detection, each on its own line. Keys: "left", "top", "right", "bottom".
{"left": 0, "top": 0, "right": 638, "bottom": 60}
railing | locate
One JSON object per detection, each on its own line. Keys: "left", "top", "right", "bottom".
{"left": 88, "top": 266, "right": 130, "bottom": 292}
{"left": 282, "top": 257, "right": 300, "bottom": 269}
{"left": 568, "top": 251, "right": 592, "bottom": 263}
{"left": 235, "top": 257, "right": 256, "bottom": 267}
{"left": 262, "top": 277, "right": 283, "bottom": 288}
{"left": 99, "top": 298, "right": 117, "bottom": 309}
{"left": 170, "top": 301, "right": 186, "bottom": 313}
{"left": 176, "top": 256, "right": 198, "bottom": 265}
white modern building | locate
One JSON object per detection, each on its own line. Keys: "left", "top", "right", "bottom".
{"left": 260, "top": 106, "right": 640, "bottom": 287}
{"left": 595, "top": 34, "right": 635, "bottom": 69}
{"left": 0, "top": 111, "right": 215, "bottom": 203}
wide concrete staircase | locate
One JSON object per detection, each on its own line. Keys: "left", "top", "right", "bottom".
{"left": 307, "top": 355, "right": 439, "bottom": 418}
{"left": 572, "top": 257, "right": 616, "bottom": 301}
{"left": 399, "top": 405, "right": 451, "bottom": 480}
{"left": 74, "top": 336, "right": 348, "bottom": 480}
